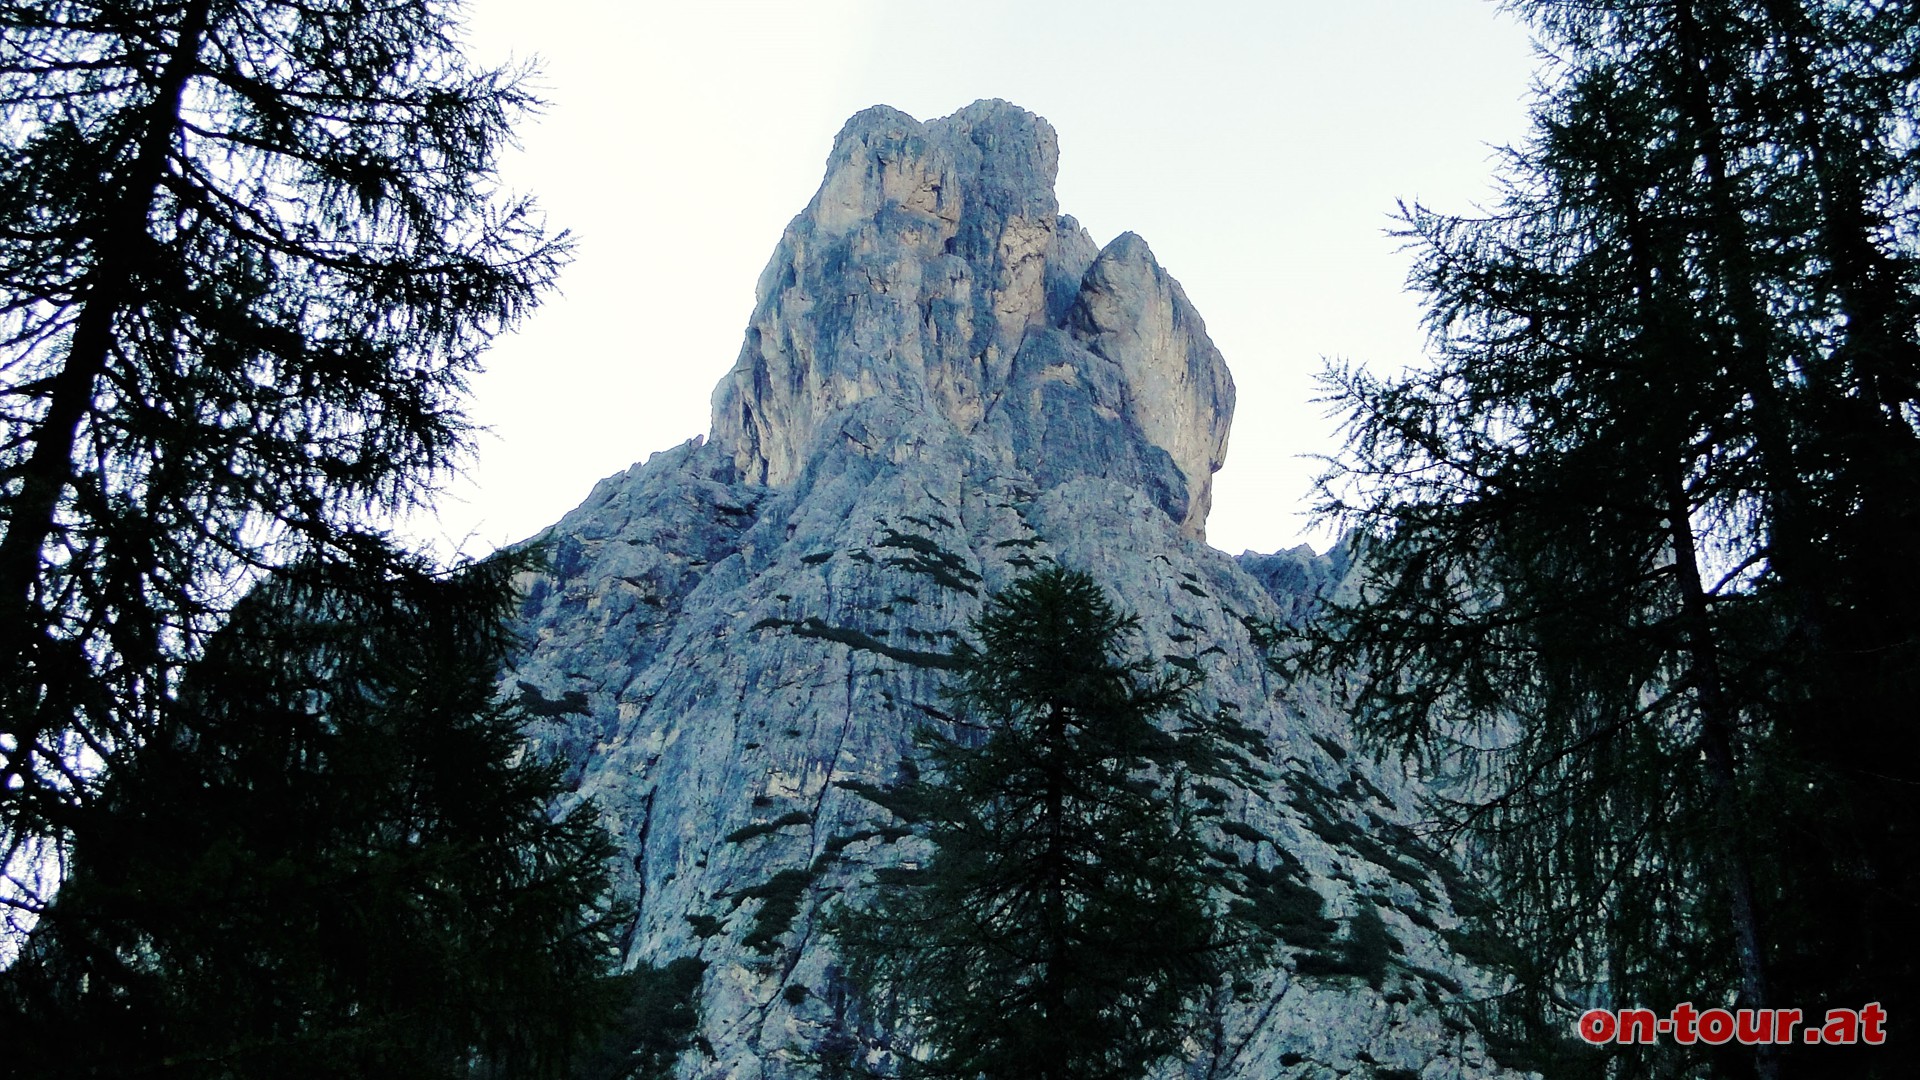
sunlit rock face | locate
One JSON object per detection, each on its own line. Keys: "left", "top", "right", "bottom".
{"left": 708, "top": 100, "right": 1231, "bottom": 540}
{"left": 511, "top": 101, "right": 1523, "bottom": 1080}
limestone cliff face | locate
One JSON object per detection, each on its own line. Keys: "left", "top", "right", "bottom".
{"left": 512, "top": 101, "right": 1522, "bottom": 1080}
{"left": 710, "top": 100, "right": 1231, "bottom": 539}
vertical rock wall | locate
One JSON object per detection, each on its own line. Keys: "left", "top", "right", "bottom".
{"left": 709, "top": 100, "right": 1231, "bottom": 541}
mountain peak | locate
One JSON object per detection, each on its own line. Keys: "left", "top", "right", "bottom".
{"left": 709, "top": 101, "right": 1232, "bottom": 539}
{"left": 515, "top": 102, "right": 1520, "bottom": 1080}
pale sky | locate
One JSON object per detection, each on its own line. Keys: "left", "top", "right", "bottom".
{"left": 419, "top": 0, "right": 1540, "bottom": 559}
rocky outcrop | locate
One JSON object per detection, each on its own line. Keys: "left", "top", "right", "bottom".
{"left": 511, "top": 101, "right": 1524, "bottom": 1079}
{"left": 710, "top": 100, "right": 1230, "bottom": 540}
{"left": 1238, "top": 541, "right": 1354, "bottom": 627}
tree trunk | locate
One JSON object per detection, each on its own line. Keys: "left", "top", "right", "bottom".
{"left": 1666, "top": 0, "right": 1818, "bottom": 628}
{"left": 0, "top": 0, "right": 212, "bottom": 786}
{"left": 1614, "top": 33, "right": 1780, "bottom": 1061}
{"left": 1042, "top": 701, "right": 1068, "bottom": 1080}
{"left": 1666, "top": 472, "right": 1778, "bottom": 1080}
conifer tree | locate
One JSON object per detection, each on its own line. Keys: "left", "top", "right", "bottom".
{"left": 0, "top": 543, "right": 626, "bottom": 1079}
{"left": 1298, "top": 2, "right": 1919, "bottom": 1075}
{"left": 0, "top": 0, "right": 568, "bottom": 887}
{"left": 835, "top": 568, "right": 1279, "bottom": 1080}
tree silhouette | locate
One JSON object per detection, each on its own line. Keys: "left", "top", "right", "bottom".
{"left": 0, "top": 544, "right": 626, "bottom": 1079}
{"left": 1299, "top": 2, "right": 1920, "bottom": 1075}
{"left": 0, "top": 0, "right": 568, "bottom": 899}
{"left": 836, "top": 568, "right": 1278, "bottom": 1080}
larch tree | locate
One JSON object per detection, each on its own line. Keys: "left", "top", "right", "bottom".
{"left": 1295, "top": 2, "right": 1918, "bottom": 1077}
{"left": 0, "top": 543, "right": 629, "bottom": 1078}
{"left": 0, "top": 0, "right": 568, "bottom": 916}
{"left": 0, "top": 1, "right": 634, "bottom": 1070}
{"left": 835, "top": 568, "right": 1286, "bottom": 1080}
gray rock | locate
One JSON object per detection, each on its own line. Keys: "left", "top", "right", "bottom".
{"left": 511, "top": 100, "right": 1529, "bottom": 1079}
{"left": 1235, "top": 542, "right": 1349, "bottom": 626}
{"left": 709, "top": 100, "right": 1228, "bottom": 542}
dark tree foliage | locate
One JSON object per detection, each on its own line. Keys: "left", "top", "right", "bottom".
{"left": 568, "top": 957, "right": 709, "bottom": 1080}
{"left": 0, "top": 543, "right": 627, "bottom": 1079}
{"left": 1296, "top": 2, "right": 1919, "bottom": 1077}
{"left": 0, "top": 0, "right": 567, "bottom": 871}
{"left": 835, "top": 568, "right": 1279, "bottom": 1080}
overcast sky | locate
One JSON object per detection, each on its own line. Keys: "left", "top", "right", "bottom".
{"left": 421, "top": 0, "right": 1541, "bottom": 559}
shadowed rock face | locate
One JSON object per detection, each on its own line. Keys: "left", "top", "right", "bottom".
{"left": 710, "top": 100, "right": 1233, "bottom": 540}
{"left": 513, "top": 101, "right": 1523, "bottom": 1080}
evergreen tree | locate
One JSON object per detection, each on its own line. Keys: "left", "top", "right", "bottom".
{"left": 1297, "top": 2, "right": 1919, "bottom": 1076}
{"left": 0, "top": 0, "right": 567, "bottom": 886}
{"left": 0, "top": 542, "right": 627, "bottom": 1079}
{"left": 835, "top": 568, "right": 1278, "bottom": 1080}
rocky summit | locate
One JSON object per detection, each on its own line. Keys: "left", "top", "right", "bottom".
{"left": 510, "top": 100, "right": 1524, "bottom": 1079}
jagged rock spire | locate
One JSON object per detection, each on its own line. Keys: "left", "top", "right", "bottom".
{"left": 709, "top": 99, "right": 1234, "bottom": 539}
